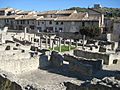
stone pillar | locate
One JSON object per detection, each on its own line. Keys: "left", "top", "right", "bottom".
{"left": 34, "top": 33, "right": 36, "bottom": 42}
{"left": 39, "top": 36, "right": 42, "bottom": 48}
{"left": 68, "top": 39, "right": 72, "bottom": 51}
{"left": 24, "top": 27, "right": 27, "bottom": 40}
{"left": 49, "top": 36, "right": 52, "bottom": 48}
{"left": 20, "top": 37, "right": 21, "bottom": 41}
{"left": 64, "top": 39, "right": 66, "bottom": 46}
{"left": 31, "top": 37, "right": 33, "bottom": 42}
{"left": 45, "top": 35, "right": 48, "bottom": 48}
{"left": 28, "top": 35, "right": 30, "bottom": 41}
{"left": 82, "top": 35, "right": 85, "bottom": 49}
{"left": 52, "top": 39, "right": 54, "bottom": 50}
{"left": 76, "top": 41, "right": 78, "bottom": 48}
{"left": 57, "top": 39, "right": 59, "bottom": 47}
{"left": 59, "top": 37, "right": 62, "bottom": 52}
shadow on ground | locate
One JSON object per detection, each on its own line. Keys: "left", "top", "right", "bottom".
{"left": 39, "top": 64, "right": 120, "bottom": 81}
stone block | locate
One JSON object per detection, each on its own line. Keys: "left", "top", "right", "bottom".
{"left": 50, "top": 51, "right": 64, "bottom": 67}
{"left": 69, "top": 61, "right": 93, "bottom": 76}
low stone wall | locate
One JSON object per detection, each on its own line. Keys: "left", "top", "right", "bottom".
{"left": 50, "top": 51, "right": 64, "bottom": 67}
{"left": 74, "top": 49, "right": 120, "bottom": 65}
{"left": 69, "top": 61, "right": 93, "bottom": 76}
{"left": 0, "top": 50, "right": 39, "bottom": 74}
{"left": 50, "top": 51, "right": 93, "bottom": 76}
{"left": 64, "top": 54, "right": 103, "bottom": 71}
{"left": 0, "top": 51, "right": 31, "bottom": 60}
{"left": 0, "top": 57, "right": 39, "bottom": 74}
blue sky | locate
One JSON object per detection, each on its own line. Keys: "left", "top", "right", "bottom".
{"left": 0, "top": 0, "right": 120, "bottom": 11}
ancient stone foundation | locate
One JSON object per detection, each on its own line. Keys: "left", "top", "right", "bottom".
{"left": 0, "top": 50, "right": 39, "bottom": 74}
{"left": 74, "top": 49, "right": 120, "bottom": 65}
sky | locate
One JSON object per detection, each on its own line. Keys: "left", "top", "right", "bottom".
{"left": 0, "top": 0, "right": 120, "bottom": 11}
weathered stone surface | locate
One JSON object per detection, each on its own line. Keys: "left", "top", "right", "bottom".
{"left": 64, "top": 54, "right": 103, "bottom": 71}
{"left": 64, "top": 77, "right": 120, "bottom": 90}
{"left": 0, "top": 75, "right": 22, "bottom": 90}
{"left": 74, "top": 49, "right": 120, "bottom": 65}
{"left": 69, "top": 61, "right": 93, "bottom": 76}
{"left": 50, "top": 51, "right": 64, "bottom": 67}
{"left": 39, "top": 54, "right": 50, "bottom": 68}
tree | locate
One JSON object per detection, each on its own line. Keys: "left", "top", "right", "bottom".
{"left": 79, "top": 26, "right": 100, "bottom": 38}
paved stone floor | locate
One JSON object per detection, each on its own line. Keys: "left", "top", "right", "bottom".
{"left": 17, "top": 68, "right": 82, "bottom": 90}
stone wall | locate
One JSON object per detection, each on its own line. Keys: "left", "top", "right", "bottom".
{"left": 64, "top": 77, "right": 120, "bottom": 90}
{"left": 64, "top": 82, "right": 120, "bottom": 90}
{"left": 50, "top": 51, "right": 93, "bottom": 76}
{"left": 50, "top": 51, "right": 64, "bottom": 67}
{"left": 64, "top": 54, "right": 103, "bottom": 71}
{"left": 0, "top": 50, "right": 39, "bottom": 74}
{"left": 68, "top": 61, "right": 93, "bottom": 76}
{"left": 74, "top": 49, "right": 120, "bottom": 65}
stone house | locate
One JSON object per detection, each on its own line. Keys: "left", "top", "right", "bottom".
{"left": 0, "top": 15, "right": 22, "bottom": 29}
{"left": 0, "top": 8, "right": 17, "bottom": 16}
{"left": 112, "top": 20, "right": 120, "bottom": 42}
{"left": 15, "top": 14, "right": 42, "bottom": 33}
{"left": 0, "top": 7, "right": 106, "bottom": 34}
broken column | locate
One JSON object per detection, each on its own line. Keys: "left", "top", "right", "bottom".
{"left": 76, "top": 41, "right": 78, "bottom": 48}
{"left": 64, "top": 39, "right": 66, "bottom": 46}
{"left": 45, "top": 35, "right": 48, "bottom": 48}
{"left": 24, "top": 27, "right": 27, "bottom": 40}
{"left": 28, "top": 35, "right": 30, "bottom": 41}
{"left": 82, "top": 35, "right": 85, "bottom": 49}
{"left": 68, "top": 39, "right": 72, "bottom": 51}
{"left": 52, "top": 39, "right": 54, "bottom": 50}
{"left": 59, "top": 37, "right": 62, "bottom": 52}
{"left": 49, "top": 36, "right": 52, "bottom": 49}
{"left": 39, "top": 36, "right": 42, "bottom": 48}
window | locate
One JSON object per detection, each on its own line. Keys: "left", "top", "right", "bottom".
{"left": 30, "top": 26, "right": 35, "bottom": 29}
{"left": 37, "top": 27, "right": 42, "bottom": 32}
{"left": 42, "top": 22, "right": 44, "bottom": 24}
{"left": 82, "top": 22, "right": 85, "bottom": 27}
{"left": 6, "top": 19, "right": 9, "bottom": 23}
{"left": 38, "top": 21, "right": 40, "bottom": 25}
{"left": 17, "top": 21, "right": 19, "bottom": 24}
{"left": 27, "top": 21, "right": 29, "bottom": 24}
{"left": 49, "top": 21, "right": 52, "bottom": 24}
{"left": 23, "top": 20, "right": 25, "bottom": 24}
{"left": 61, "top": 22, "right": 63, "bottom": 25}
{"left": 32, "top": 21, "right": 34, "bottom": 24}
{"left": 55, "top": 27, "right": 57, "bottom": 32}
{"left": 59, "top": 28, "right": 62, "bottom": 30}
{"left": 20, "top": 20, "right": 22, "bottom": 24}
{"left": 56, "top": 22, "right": 59, "bottom": 25}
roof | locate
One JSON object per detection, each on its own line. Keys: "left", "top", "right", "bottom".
{"left": 37, "top": 10, "right": 57, "bottom": 15}
{"left": 0, "top": 15, "right": 22, "bottom": 19}
{"left": 0, "top": 8, "right": 8, "bottom": 11}
{"left": 37, "top": 17, "right": 55, "bottom": 21}
{"left": 37, "top": 10, "right": 76, "bottom": 16}
{"left": 56, "top": 13, "right": 99, "bottom": 21}
{"left": 0, "top": 8, "right": 15, "bottom": 12}
{"left": 56, "top": 10, "right": 76, "bottom": 15}
{"left": 16, "top": 11, "right": 34, "bottom": 15}
{"left": 15, "top": 15, "right": 40, "bottom": 20}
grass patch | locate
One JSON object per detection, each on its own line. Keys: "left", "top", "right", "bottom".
{"left": 49, "top": 45, "right": 76, "bottom": 52}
